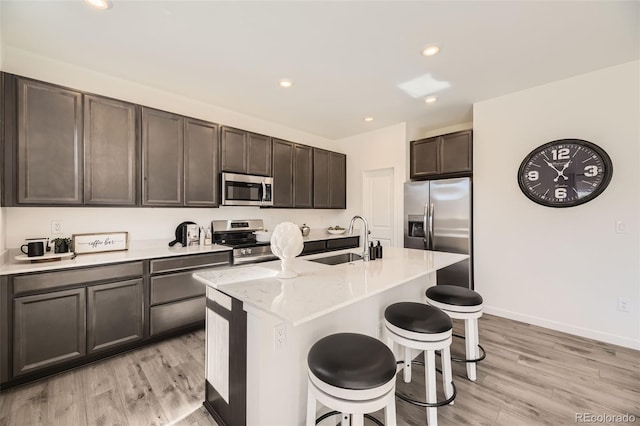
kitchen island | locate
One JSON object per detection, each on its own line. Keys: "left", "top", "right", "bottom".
{"left": 194, "top": 247, "right": 468, "bottom": 426}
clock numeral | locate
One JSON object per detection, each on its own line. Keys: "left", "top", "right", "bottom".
{"left": 527, "top": 170, "right": 539, "bottom": 181}
{"left": 551, "top": 148, "right": 570, "bottom": 160}
{"left": 584, "top": 165, "right": 598, "bottom": 177}
{"left": 555, "top": 188, "right": 567, "bottom": 199}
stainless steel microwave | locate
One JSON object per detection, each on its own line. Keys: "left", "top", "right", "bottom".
{"left": 221, "top": 172, "right": 274, "bottom": 206}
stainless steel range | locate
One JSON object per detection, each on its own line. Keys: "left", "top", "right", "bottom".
{"left": 211, "top": 219, "right": 277, "bottom": 265}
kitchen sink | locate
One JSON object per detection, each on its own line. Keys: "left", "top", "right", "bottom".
{"left": 308, "top": 253, "right": 363, "bottom": 265}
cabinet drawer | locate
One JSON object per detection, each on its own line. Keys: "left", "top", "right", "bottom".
{"left": 151, "top": 271, "right": 206, "bottom": 305}
{"left": 150, "top": 252, "right": 230, "bottom": 274}
{"left": 302, "top": 240, "right": 326, "bottom": 255}
{"left": 150, "top": 297, "right": 205, "bottom": 336}
{"left": 13, "top": 262, "right": 144, "bottom": 295}
{"left": 326, "top": 237, "right": 360, "bottom": 250}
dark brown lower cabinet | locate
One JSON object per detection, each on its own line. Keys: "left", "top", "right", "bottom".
{"left": 87, "top": 279, "right": 144, "bottom": 354}
{"left": 13, "top": 288, "right": 86, "bottom": 376}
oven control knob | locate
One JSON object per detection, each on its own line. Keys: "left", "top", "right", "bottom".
{"left": 240, "top": 249, "right": 247, "bottom": 255}
{"left": 246, "top": 248, "right": 252, "bottom": 254}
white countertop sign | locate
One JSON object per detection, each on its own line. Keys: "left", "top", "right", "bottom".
{"left": 195, "top": 247, "right": 468, "bottom": 326}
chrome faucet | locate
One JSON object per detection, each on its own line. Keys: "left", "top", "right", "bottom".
{"left": 348, "top": 215, "right": 371, "bottom": 262}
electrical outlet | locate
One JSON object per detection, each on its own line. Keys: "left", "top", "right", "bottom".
{"left": 617, "top": 297, "right": 631, "bottom": 312}
{"left": 274, "top": 323, "right": 287, "bottom": 349}
{"left": 51, "top": 221, "right": 63, "bottom": 234}
{"left": 615, "top": 220, "right": 627, "bottom": 234}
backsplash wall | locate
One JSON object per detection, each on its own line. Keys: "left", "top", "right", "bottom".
{"left": 4, "top": 207, "right": 347, "bottom": 248}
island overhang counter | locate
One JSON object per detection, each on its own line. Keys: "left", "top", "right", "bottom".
{"left": 194, "top": 247, "right": 468, "bottom": 426}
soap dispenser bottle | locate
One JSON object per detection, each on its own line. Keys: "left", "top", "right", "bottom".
{"left": 375, "top": 241, "right": 383, "bottom": 259}
{"left": 369, "top": 242, "right": 376, "bottom": 260}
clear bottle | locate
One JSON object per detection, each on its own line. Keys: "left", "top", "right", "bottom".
{"left": 205, "top": 227, "right": 212, "bottom": 246}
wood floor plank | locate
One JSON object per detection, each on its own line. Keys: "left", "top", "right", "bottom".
{"left": 86, "top": 388, "right": 129, "bottom": 426}
{"left": 111, "top": 352, "right": 169, "bottom": 426}
{"left": 44, "top": 370, "right": 87, "bottom": 425}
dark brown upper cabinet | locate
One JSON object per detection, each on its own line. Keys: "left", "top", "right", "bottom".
{"left": 84, "top": 95, "right": 138, "bottom": 206}
{"left": 141, "top": 107, "right": 184, "bottom": 206}
{"left": 272, "top": 139, "right": 294, "bottom": 207}
{"left": 142, "top": 108, "right": 219, "bottom": 207}
{"left": 294, "top": 144, "right": 313, "bottom": 208}
{"left": 220, "top": 126, "right": 272, "bottom": 176}
{"left": 271, "top": 139, "right": 314, "bottom": 208}
{"left": 15, "top": 77, "right": 83, "bottom": 205}
{"left": 313, "top": 149, "right": 346, "bottom": 209}
{"left": 410, "top": 130, "right": 472, "bottom": 180}
{"left": 184, "top": 118, "right": 219, "bottom": 207}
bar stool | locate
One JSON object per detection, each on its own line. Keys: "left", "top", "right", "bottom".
{"left": 425, "top": 285, "right": 485, "bottom": 381}
{"left": 306, "top": 333, "right": 397, "bottom": 426}
{"left": 384, "top": 302, "right": 456, "bottom": 426}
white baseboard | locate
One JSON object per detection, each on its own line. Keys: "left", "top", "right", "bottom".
{"left": 484, "top": 306, "right": 640, "bottom": 351}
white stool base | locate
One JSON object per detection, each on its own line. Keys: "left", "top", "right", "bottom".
{"left": 426, "top": 298, "right": 483, "bottom": 382}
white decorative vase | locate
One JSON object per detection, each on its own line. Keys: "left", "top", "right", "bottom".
{"left": 270, "top": 222, "right": 304, "bottom": 279}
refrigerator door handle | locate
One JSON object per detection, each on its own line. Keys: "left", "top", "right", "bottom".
{"left": 423, "top": 202, "right": 429, "bottom": 249}
{"left": 428, "top": 202, "right": 435, "bottom": 250}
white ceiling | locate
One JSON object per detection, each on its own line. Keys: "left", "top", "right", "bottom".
{"left": 2, "top": 1, "right": 638, "bottom": 140}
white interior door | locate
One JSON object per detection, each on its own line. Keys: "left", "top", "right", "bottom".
{"left": 363, "top": 168, "right": 395, "bottom": 247}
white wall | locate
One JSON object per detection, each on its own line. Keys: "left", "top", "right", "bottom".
{"left": 4, "top": 207, "right": 342, "bottom": 248}
{"left": 334, "top": 123, "right": 407, "bottom": 247}
{"left": 473, "top": 61, "right": 640, "bottom": 349}
{"left": 1, "top": 48, "right": 345, "bottom": 248}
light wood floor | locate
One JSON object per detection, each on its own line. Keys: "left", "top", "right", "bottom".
{"left": 0, "top": 314, "right": 638, "bottom": 425}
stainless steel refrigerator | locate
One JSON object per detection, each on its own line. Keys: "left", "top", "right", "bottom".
{"left": 404, "top": 177, "right": 472, "bottom": 288}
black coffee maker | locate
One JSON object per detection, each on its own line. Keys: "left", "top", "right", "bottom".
{"left": 168, "top": 221, "right": 197, "bottom": 247}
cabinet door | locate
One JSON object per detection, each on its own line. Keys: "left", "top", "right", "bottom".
{"left": 16, "top": 78, "right": 83, "bottom": 204}
{"left": 247, "top": 132, "right": 272, "bottom": 176}
{"left": 220, "top": 126, "right": 247, "bottom": 173}
{"left": 272, "top": 139, "right": 294, "bottom": 207}
{"left": 313, "top": 148, "right": 330, "bottom": 208}
{"left": 185, "top": 118, "right": 219, "bottom": 206}
{"left": 84, "top": 95, "right": 138, "bottom": 205}
{"left": 410, "top": 137, "right": 439, "bottom": 179}
{"left": 329, "top": 152, "right": 346, "bottom": 209}
{"left": 87, "top": 279, "right": 143, "bottom": 354}
{"left": 294, "top": 144, "right": 313, "bottom": 208}
{"left": 13, "top": 288, "right": 86, "bottom": 376}
{"left": 142, "top": 107, "right": 184, "bottom": 206}
{"left": 440, "top": 130, "right": 472, "bottom": 175}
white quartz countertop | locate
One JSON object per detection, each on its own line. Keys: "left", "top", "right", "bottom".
{"left": 0, "top": 239, "right": 232, "bottom": 275}
{"left": 194, "top": 247, "right": 468, "bottom": 326}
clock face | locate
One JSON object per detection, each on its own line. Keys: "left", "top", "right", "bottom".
{"left": 517, "top": 139, "right": 613, "bottom": 207}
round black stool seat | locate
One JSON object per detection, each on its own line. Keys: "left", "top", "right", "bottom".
{"left": 385, "top": 302, "right": 452, "bottom": 334}
{"left": 426, "top": 285, "right": 483, "bottom": 307}
{"left": 308, "top": 333, "right": 396, "bottom": 390}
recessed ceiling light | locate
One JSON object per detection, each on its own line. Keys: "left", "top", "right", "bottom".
{"left": 425, "top": 96, "right": 438, "bottom": 104}
{"left": 422, "top": 45, "right": 440, "bottom": 57}
{"left": 85, "top": 0, "right": 113, "bottom": 9}
{"left": 279, "top": 79, "right": 293, "bottom": 88}
{"left": 364, "top": 117, "right": 374, "bottom": 122}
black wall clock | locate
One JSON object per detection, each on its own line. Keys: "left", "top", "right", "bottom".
{"left": 517, "top": 139, "right": 613, "bottom": 208}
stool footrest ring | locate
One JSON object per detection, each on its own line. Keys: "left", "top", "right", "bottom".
{"left": 316, "top": 411, "right": 385, "bottom": 425}
{"left": 448, "top": 333, "right": 486, "bottom": 363}
{"left": 394, "top": 360, "right": 457, "bottom": 408}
